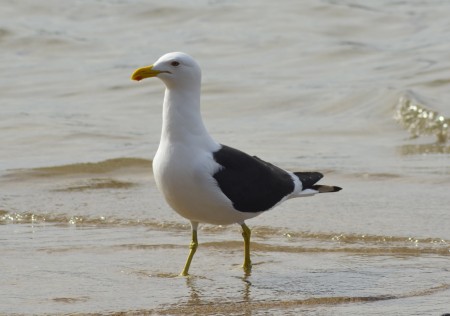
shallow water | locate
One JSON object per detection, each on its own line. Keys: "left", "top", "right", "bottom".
{"left": 1, "top": 0, "right": 450, "bottom": 315}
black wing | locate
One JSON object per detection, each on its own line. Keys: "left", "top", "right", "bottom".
{"left": 213, "top": 145, "right": 295, "bottom": 213}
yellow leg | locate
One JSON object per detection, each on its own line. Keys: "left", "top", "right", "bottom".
{"left": 180, "top": 228, "right": 198, "bottom": 276}
{"left": 241, "top": 223, "right": 252, "bottom": 273}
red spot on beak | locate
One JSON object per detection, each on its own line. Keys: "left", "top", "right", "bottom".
{"left": 135, "top": 76, "right": 143, "bottom": 81}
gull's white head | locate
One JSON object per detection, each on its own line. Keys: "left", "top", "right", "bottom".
{"left": 131, "top": 52, "right": 201, "bottom": 89}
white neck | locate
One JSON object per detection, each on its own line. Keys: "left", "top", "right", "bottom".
{"left": 160, "top": 86, "right": 217, "bottom": 148}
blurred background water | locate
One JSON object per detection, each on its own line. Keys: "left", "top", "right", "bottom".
{"left": 1, "top": 0, "right": 449, "bottom": 315}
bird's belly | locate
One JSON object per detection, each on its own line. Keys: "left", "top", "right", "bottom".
{"left": 153, "top": 149, "right": 256, "bottom": 225}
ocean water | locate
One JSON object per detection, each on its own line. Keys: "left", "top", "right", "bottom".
{"left": 1, "top": 0, "right": 449, "bottom": 315}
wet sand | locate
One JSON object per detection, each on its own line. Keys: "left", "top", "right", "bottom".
{"left": 2, "top": 161, "right": 449, "bottom": 315}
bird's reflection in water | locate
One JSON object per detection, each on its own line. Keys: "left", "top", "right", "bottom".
{"left": 240, "top": 272, "right": 253, "bottom": 316}
{"left": 241, "top": 271, "right": 252, "bottom": 303}
{"left": 183, "top": 270, "right": 254, "bottom": 315}
{"left": 185, "top": 276, "right": 202, "bottom": 307}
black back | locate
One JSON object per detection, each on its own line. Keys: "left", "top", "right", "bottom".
{"left": 213, "top": 145, "right": 295, "bottom": 213}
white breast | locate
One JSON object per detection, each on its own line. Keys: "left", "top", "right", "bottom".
{"left": 153, "top": 141, "right": 261, "bottom": 225}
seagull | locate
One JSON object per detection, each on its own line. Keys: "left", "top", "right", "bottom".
{"left": 131, "top": 52, "right": 342, "bottom": 276}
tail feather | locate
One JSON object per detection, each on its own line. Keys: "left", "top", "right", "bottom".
{"left": 294, "top": 171, "right": 342, "bottom": 193}
{"left": 312, "top": 185, "right": 342, "bottom": 193}
{"left": 294, "top": 172, "right": 323, "bottom": 189}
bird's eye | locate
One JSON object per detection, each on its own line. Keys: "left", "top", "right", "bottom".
{"left": 171, "top": 61, "right": 180, "bottom": 67}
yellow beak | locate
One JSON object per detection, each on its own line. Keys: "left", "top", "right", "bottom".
{"left": 131, "top": 65, "right": 161, "bottom": 81}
